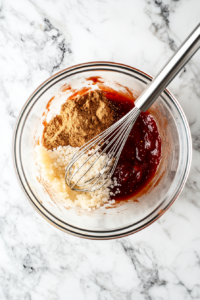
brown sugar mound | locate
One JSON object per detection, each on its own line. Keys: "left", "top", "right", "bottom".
{"left": 43, "top": 90, "right": 117, "bottom": 150}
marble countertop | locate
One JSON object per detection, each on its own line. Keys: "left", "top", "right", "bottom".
{"left": 1, "top": 0, "right": 200, "bottom": 299}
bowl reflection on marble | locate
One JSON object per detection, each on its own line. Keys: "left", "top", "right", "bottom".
{"left": 13, "top": 62, "right": 192, "bottom": 239}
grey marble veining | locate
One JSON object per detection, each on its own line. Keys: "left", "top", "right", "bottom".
{"left": 0, "top": 0, "right": 200, "bottom": 299}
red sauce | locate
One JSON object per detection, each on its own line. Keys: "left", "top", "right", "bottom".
{"left": 61, "top": 84, "right": 73, "bottom": 92}
{"left": 104, "top": 91, "right": 162, "bottom": 201}
{"left": 87, "top": 76, "right": 104, "bottom": 84}
{"left": 68, "top": 87, "right": 91, "bottom": 100}
{"left": 46, "top": 96, "right": 55, "bottom": 110}
{"left": 42, "top": 120, "right": 47, "bottom": 127}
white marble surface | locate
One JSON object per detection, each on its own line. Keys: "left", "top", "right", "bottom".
{"left": 1, "top": 0, "right": 200, "bottom": 299}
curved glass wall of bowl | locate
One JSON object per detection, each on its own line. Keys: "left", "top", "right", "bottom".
{"left": 13, "top": 62, "right": 192, "bottom": 239}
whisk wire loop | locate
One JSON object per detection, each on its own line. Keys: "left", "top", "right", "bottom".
{"left": 65, "top": 107, "right": 141, "bottom": 192}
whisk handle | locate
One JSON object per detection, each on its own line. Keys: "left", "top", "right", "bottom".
{"left": 135, "top": 24, "right": 200, "bottom": 112}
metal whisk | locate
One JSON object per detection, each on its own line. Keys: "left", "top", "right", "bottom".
{"left": 65, "top": 24, "right": 200, "bottom": 192}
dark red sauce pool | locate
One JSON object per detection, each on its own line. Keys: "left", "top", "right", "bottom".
{"left": 104, "top": 90, "right": 162, "bottom": 201}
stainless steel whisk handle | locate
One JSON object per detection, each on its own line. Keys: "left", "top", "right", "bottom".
{"left": 135, "top": 24, "right": 200, "bottom": 112}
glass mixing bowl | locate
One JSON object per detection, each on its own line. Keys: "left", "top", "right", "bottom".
{"left": 13, "top": 62, "right": 192, "bottom": 239}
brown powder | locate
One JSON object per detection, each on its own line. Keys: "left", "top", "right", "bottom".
{"left": 43, "top": 90, "right": 117, "bottom": 150}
